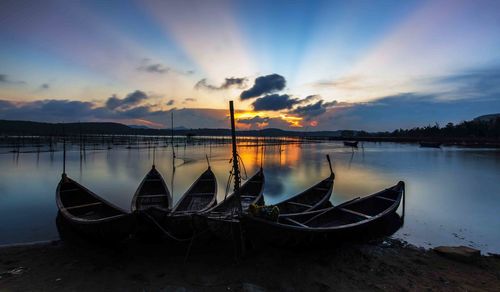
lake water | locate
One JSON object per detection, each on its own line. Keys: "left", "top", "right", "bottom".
{"left": 0, "top": 141, "right": 499, "bottom": 253}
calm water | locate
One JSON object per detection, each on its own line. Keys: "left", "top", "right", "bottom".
{"left": 0, "top": 141, "right": 499, "bottom": 253}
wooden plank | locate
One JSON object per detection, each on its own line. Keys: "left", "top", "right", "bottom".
{"left": 283, "top": 217, "right": 308, "bottom": 227}
{"left": 287, "top": 201, "right": 312, "bottom": 208}
{"left": 376, "top": 196, "right": 396, "bottom": 202}
{"left": 340, "top": 208, "right": 372, "bottom": 219}
{"left": 139, "top": 194, "right": 169, "bottom": 198}
{"left": 64, "top": 202, "right": 102, "bottom": 210}
{"left": 61, "top": 188, "right": 80, "bottom": 193}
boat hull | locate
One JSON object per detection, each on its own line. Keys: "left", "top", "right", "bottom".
{"left": 57, "top": 211, "right": 135, "bottom": 242}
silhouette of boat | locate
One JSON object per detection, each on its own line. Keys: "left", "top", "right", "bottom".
{"left": 343, "top": 141, "right": 359, "bottom": 147}
{"left": 131, "top": 165, "right": 171, "bottom": 212}
{"left": 274, "top": 155, "right": 335, "bottom": 216}
{"left": 419, "top": 142, "right": 442, "bottom": 148}
{"left": 56, "top": 174, "right": 134, "bottom": 241}
{"left": 242, "top": 181, "right": 405, "bottom": 246}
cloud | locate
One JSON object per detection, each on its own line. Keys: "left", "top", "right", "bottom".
{"left": 291, "top": 100, "right": 338, "bottom": 120}
{"left": 195, "top": 77, "right": 247, "bottom": 91}
{"left": 105, "top": 90, "right": 148, "bottom": 110}
{"left": 40, "top": 83, "right": 50, "bottom": 90}
{"left": 311, "top": 75, "right": 365, "bottom": 90}
{"left": 137, "top": 58, "right": 170, "bottom": 74}
{"left": 166, "top": 99, "right": 175, "bottom": 106}
{"left": 183, "top": 98, "right": 196, "bottom": 104}
{"left": 433, "top": 64, "right": 500, "bottom": 100}
{"left": 240, "top": 74, "right": 286, "bottom": 100}
{"left": 237, "top": 116, "right": 269, "bottom": 124}
{"left": 252, "top": 94, "right": 301, "bottom": 111}
{"left": 0, "top": 74, "right": 26, "bottom": 85}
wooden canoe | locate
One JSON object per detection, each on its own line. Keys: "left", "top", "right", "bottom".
{"left": 206, "top": 168, "right": 265, "bottom": 216}
{"left": 242, "top": 181, "right": 405, "bottom": 246}
{"left": 274, "top": 173, "right": 334, "bottom": 216}
{"left": 56, "top": 174, "right": 134, "bottom": 241}
{"left": 131, "top": 165, "right": 171, "bottom": 213}
{"left": 162, "top": 167, "right": 218, "bottom": 239}
{"left": 171, "top": 166, "right": 217, "bottom": 214}
{"left": 343, "top": 141, "right": 359, "bottom": 147}
{"left": 419, "top": 142, "right": 442, "bottom": 148}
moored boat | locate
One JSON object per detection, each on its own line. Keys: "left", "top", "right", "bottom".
{"left": 274, "top": 155, "right": 335, "bottom": 216}
{"left": 163, "top": 166, "right": 218, "bottom": 238}
{"left": 56, "top": 174, "right": 134, "bottom": 241}
{"left": 242, "top": 181, "right": 405, "bottom": 246}
{"left": 419, "top": 142, "right": 442, "bottom": 148}
{"left": 131, "top": 165, "right": 171, "bottom": 213}
{"left": 343, "top": 141, "right": 359, "bottom": 147}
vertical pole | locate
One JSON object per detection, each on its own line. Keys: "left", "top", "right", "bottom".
{"left": 62, "top": 126, "right": 66, "bottom": 177}
{"left": 229, "top": 101, "right": 242, "bottom": 214}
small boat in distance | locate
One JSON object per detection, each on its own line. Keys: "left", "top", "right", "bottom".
{"left": 420, "top": 142, "right": 442, "bottom": 148}
{"left": 56, "top": 174, "right": 134, "bottom": 241}
{"left": 242, "top": 181, "right": 405, "bottom": 246}
{"left": 274, "top": 155, "right": 335, "bottom": 216}
{"left": 131, "top": 165, "right": 171, "bottom": 212}
{"left": 343, "top": 141, "right": 359, "bottom": 147}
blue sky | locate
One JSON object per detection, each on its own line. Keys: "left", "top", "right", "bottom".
{"left": 0, "top": 0, "right": 499, "bottom": 130}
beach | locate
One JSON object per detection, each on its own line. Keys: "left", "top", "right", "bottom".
{"left": 1, "top": 238, "right": 499, "bottom": 291}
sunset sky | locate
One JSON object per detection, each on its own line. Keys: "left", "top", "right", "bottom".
{"left": 1, "top": 0, "right": 500, "bottom": 131}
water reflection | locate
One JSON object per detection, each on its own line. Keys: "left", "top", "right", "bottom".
{"left": 0, "top": 142, "right": 499, "bottom": 253}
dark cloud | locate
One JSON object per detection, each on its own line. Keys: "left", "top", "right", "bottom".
{"left": 195, "top": 77, "right": 247, "bottom": 91}
{"left": 291, "top": 100, "right": 338, "bottom": 120}
{"left": 138, "top": 58, "right": 170, "bottom": 74}
{"left": 141, "top": 63, "right": 170, "bottom": 74}
{"left": 240, "top": 74, "right": 286, "bottom": 100}
{"left": 0, "top": 74, "right": 25, "bottom": 85}
{"left": 252, "top": 94, "right": 300, "bottom": 111}
{"left": 183, "top": 98, "right": 196, "bottom": 104}
{"left": 166, "top": 99, "right": 175, "bottom": 106}
{"left": 237, "top": 116, "right": 269, "bottom": 124}
{"left": 105, "top": 90, "right": 148, "bottom": 110}
{"left": 435, "top": 65, "right": 500, "bottom": 99}
{"left": 40, "top": 83, "right": 50, "bottom": 90}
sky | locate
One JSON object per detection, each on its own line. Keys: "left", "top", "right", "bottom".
{"left": 1, "top": 0, "right": 500, "bottom": 131}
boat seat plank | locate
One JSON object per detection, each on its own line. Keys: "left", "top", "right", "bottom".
{"left": 64, "top": 202, "right": 102, "bottom": 210}
{"left": 139, "top": 194, "right": 169, "bottom": 198}
{"left": 189, "top": 192, "right": 215, "bottom": 196}
{"left": 287, "top": 201, "right": 312, "bottom": 208}
{"left": 61, "top": 188, "right": 80, "bottom": 193}
{"left": 340, "top": 208, "right": 372, "bottom": 219}
{"left": 241, "top": 195, "right": 257, "bottom": 199}
{"left": 376, "top": 196, "right": 396, "bottom": 202}
{"left": 314, "top": 187, "right": 329, "bottom": 191}
{"left": 283, "top": 217, "right": 308, "bottom": 227}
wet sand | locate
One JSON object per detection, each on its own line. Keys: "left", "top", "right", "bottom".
{"left": 1, "top": 238, "right": 499, "bottom": 291}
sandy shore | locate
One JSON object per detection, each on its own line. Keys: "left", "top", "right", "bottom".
{"left": 1, "top": 238, "right": 499, "bottom": 291}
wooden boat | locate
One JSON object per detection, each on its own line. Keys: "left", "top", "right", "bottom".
{"left": 171, "top": 166, "right": 217, "bottom": 214}
{"left": 163, "top": 167, "right": 218, "bottom": 238}
{"left": 275, "top": 173, "right": 334, "bottom": 216}
{"left": 343, "top": 141, "right": 359, "bottom": 147}
{"left": 274, "top": 155, "right": 335, "bottom": 216}
{"left": 191, "top": 169, "right": 265, "bottom": 240}
{"left": 419, "top": 142, "right": 442, "bottom": 148}
{"left": 242, "top": 181, "right": 405, "bottom": 246}
{"left": 131, "top": 165, "right": 171, "bottom": 212}
{"left": 56, "top": 174, "right": 134, "bottom": 241}
{"left": 207, "top": 168, "right": 265, "bottom": 216}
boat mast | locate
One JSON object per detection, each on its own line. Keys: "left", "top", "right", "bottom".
{"left": 229, "top": 101, "right": 243, "bottom": 214}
